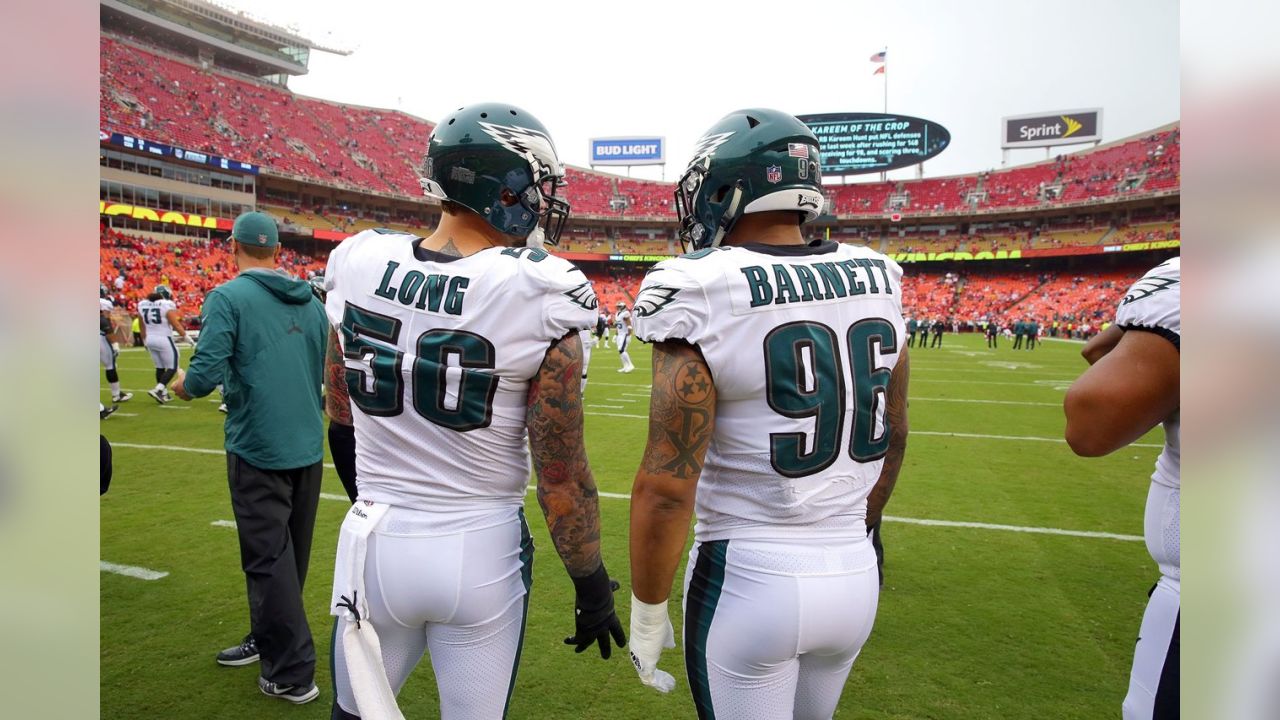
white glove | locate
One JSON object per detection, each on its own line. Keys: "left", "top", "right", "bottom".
{"left": 629, "top": 593, "right": 677, "bottom": 693}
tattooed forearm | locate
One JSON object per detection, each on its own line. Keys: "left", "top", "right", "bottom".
{"left": 629, "top": 341, "right": 717, "bottom": 603}
{"left": 528, "top": 332, "right": 603, "bottom": 578}
{"left": 640, "top": 343, "right": 717, "bottom": 479}
{"left": 325, "top": 328, "right": 353, "bottom": 425}
{"left": 866, "top": 349, "right": 910, "bottom": 527}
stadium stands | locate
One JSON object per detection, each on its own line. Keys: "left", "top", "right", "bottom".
{"left": 101, "top": 33, "right": 1177, "bottom": 223}
{"left": 100, "top": 225, "right": 327, "bottom": 321}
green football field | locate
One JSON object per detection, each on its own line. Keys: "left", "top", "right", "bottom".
{"left": 100, "top": 333, "right": 1162, "bottom": 719}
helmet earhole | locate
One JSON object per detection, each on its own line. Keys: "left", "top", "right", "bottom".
{"left": 500, "top": 188, "right": 520, "bottom": 206}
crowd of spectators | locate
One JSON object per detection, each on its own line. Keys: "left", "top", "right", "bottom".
{"left": 101, "top": 221, "right": 1150, "bottom": 341}
{"left": 101, "top": 34, "right": 1177, "bottom": 225}
{"left": 100, "top": 225, "right": 327, "bottom": 324}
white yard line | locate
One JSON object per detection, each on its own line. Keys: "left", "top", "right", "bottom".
{"left": 912, "top": 430, "right": 1161, "bottom": 448}
{"left": 114, "top": 443, "right": 1151, "bottom": 540}
{"left": 603, "top": 398, "right": 638, "bottom": 403}
{"left": 587, "top": 404, "right": 624, "bottom": 409}
{"left": 112, "top": 443, "right": 337, "bottom": 470}
{"left": 913, "top": 397, "right": 1060, "bottom": 407}
{"left": 100, "top": 561, "right": 169, "bottom": 580}
{"left": 211, "top": 520, "right": 237, "bottom": 529}
{"left": 883, "top": 516, "right": 1141, "bottom": 541}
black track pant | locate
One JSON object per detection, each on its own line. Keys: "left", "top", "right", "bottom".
{"left": 227, "top": 453, "right": 322, "bottom": 686}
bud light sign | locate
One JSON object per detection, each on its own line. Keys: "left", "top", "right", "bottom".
{"left": 589, "top": 137, "right": 666, "bottom": 166}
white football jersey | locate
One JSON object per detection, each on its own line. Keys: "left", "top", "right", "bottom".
{"left": 138, "top": 298, "right": 176, "bottom": 337}
{"left": 1115, "top": 257, "right": 1180, "bottom": 576}
{"left": 325, "top": 230, "right": 598, "bottom": 519}
{"left": 614, "top": 308, "right": 631, "bottom": 334}
{"left": 634, "top": 242, "right": 906, "bottom": 543}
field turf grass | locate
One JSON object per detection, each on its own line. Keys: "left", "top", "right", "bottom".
{"left": 100, "top": 333, "right": 1162, "bottom": 719}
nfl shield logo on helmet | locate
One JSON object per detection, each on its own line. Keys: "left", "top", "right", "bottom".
{"left": 766, "top": 165, "right": 782, "bottom": 183}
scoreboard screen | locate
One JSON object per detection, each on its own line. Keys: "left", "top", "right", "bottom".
{"left": 797, "top": 112, "right": 950, "bottom": 174}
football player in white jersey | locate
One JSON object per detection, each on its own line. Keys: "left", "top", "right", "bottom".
{"left": 100, "top": 285, "right": 132, "bottom": 405}
{"left": 324, "top": 103, "right": 624, "bottom": 720}
{"left": 579, "top": 325, "right": 597, "bottom": 393}
{"left": 137, "top": 285, "right": 193, "bottom": 403}
{"left": 627, "top": 109, "right": 910, "bottom": 719}
{"left": 615, "top": 301, "right": 635, "bottom": 373}
{"left": 1065, "top": 257, "right": 1180, "bottom": 720}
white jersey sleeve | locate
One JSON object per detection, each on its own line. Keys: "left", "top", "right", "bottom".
{"left": 632, "top": 262, "right": 710, "bottom": 344}
{"left": 536, "top": 261, "right": 598, "bottom": 340}
{"left": 1116, "top": 257, "right": 1180, "bottom": 350}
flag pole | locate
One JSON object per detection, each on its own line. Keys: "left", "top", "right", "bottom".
{"left": 883, "top": 46, "right": 888, "bottom": 113}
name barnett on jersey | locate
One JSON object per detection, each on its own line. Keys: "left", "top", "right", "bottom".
{"left": 371, "top": 259, "right": 470, "bottom": 316}
{"left": 740, "top": 257, "right": 896, "bottom": 308}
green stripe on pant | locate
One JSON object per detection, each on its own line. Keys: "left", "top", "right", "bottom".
{"left": 684, "top": 540, "right": 728, "bottom": 720}
{"left": 502, "top": 509, "right": 535, "bottom": 719}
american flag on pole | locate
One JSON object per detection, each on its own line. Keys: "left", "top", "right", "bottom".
{"left": 870, "top": 50, "right": 886, "bottom": 62}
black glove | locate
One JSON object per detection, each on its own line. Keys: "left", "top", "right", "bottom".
{"left": 564, "top": 564, "right": 627, "bottom": 659}
{"left": 868, "top": 520, "right": 884, "bottom": 587}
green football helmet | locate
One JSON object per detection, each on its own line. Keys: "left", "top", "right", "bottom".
{"left": 153, "top": 284, "right": 172, "bottom": 300}
{"left": 418, "top": 103, "right": 569, "bottom": 247}
{"left": 674, "top": 108, "right": 824, "bottom": 252}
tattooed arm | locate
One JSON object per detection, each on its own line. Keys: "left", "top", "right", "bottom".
{"left": 324, "top": 328, "right": 353, "bottom": 425}
{"left": 528, "top": 331, "right": 603, "bottom": 577}
{"left": 629, "top": 340, "right": 717, "bottom": 604}
{"left": 865, "top": 349, "right": 910, "bottom": 529}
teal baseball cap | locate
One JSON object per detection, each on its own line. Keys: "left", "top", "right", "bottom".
{"left": 231, "top": 211, "right": 279, "bottom": 248}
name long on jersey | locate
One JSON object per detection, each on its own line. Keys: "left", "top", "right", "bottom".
{"left": 633, "top": 241, "right": 906, "bottom": 542}
{"left": 324, "top": 229, "right": 597, "bottom": 520}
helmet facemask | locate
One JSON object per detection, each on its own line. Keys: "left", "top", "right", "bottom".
{"left": 674, "top": 155, "right": 745, "bottom": 253}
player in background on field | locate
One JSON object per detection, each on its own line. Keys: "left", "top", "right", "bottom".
{"left": 1064, "top": 257, "right": 1180, "bottom": 720}
{"left": 100, "top": 285, "right": 132, "bottom": 407}
{"left": 985, "top": 318, "right": 999, "bottom": 348}
{"left": 906, "top": 316, "right": 918, "bottom": 348}
{"left": 628, "top": 109, "right": 909, "bottom": 719}
{"left": 137, "top": 284, "right": 193, "bottom": 404}
{"left": 615, "top": 300, "right": 636, "bottom": 373}
{"left": 580, "top": 323, "right": 597, "bottom": 393}
{"left": 324, "top": 103, "right": 624, "bottom": 720}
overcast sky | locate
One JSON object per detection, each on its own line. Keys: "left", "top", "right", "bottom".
{"left": 217, "top": 0, "right": 1178, "bottom": 182}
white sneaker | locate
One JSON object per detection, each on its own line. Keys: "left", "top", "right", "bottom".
{"left": 218, "top": 403, "right": 228, "bottom": 413}
{"left": 113, "top": 392, "right": 133, "bottom": 403}
{"left": 147, "top": 388, "right": 168, "bottom": 404}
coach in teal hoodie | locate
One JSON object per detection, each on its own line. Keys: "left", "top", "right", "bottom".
{"left": 171, "top": 211, "right": 328, "bottom": 704}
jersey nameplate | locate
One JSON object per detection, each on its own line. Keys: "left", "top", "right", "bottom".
{"left": 734, "top": 258, "right": 894, "bottom": 314}
{"left": 372, "top": 260, "right": 469, "bottom": 316}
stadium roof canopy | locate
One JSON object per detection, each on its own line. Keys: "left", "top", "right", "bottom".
{"left": 100, "top": 0, "right": 349, "bottom": 84}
